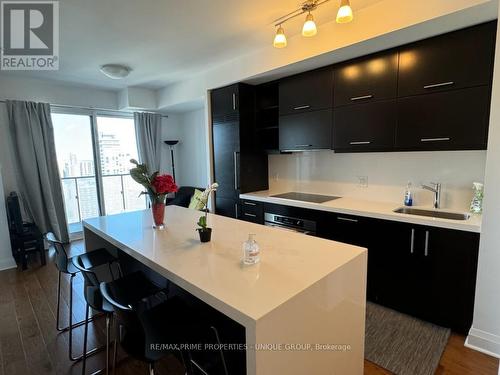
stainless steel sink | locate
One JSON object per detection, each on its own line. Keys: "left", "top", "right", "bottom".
{"left": 393, "top": 207, "right": 471, "bottom": 221}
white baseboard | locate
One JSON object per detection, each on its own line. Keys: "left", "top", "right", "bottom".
{"left": 465, "top": 327, "right": 500, "bottom": 358}
{"left": 0, "top": 256, "right": 17, "bottom": 271}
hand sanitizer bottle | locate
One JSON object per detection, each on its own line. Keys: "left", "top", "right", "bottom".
{"left": 243, "top": 234, "right": 260, "bottom": 265}
{"left": 404, "top": 181, "right": 413, "bottom": 207}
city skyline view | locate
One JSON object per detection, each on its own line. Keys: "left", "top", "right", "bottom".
{"left": 52, "top": 113, "right": 147, "bottom": 227}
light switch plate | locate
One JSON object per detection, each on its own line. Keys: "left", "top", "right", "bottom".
{"left": 358, "top": 176, "right": 368, "bottom": 188}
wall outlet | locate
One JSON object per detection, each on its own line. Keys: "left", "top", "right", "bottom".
{"left": 358, "top": 176, "right": 368, "bottom": 188}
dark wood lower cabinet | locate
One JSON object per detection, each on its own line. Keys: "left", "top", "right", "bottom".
{"left": 215, "top": 196, "right": 240, "bottom": 219}
{"left": 240, "top": 199, "right": 264, "bottom": 224}
{"left": 240, "top": 199, "right": 479, "bottom": 333}
{"left": 367, "top": 220, "right": 479, "bottom": 334}
{"left": 425, "top": 227, "right": 479, "bottom": 332}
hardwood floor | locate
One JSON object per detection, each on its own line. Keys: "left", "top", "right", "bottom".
{"left": 0, "top": 243, "right": 498, "bottom": 375}
{"left": 365, "top": 333, "right": 499, "bottom": 374}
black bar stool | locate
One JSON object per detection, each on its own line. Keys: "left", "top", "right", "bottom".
{"left": 45, "top": 233, "right": 118, "bottom": 361}
{"left": 101, "top": 280, "right": 229, "bottom": 375}
{"left": 73, "top": 252, "right": 165, "bottom": 375}
{"left": 100, "top": 282, "right": 187, "bottom": 375}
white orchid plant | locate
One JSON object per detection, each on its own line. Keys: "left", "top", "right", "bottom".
{"left": 196, "top": 183, "right": 219, "bottom": 230}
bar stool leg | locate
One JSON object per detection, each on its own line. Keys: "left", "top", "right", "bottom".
{"left": 56, "top": 271, "right": 62, "bottom": 331}
{"left": 112, "top": 318, "right": 118, "bottom": 375}
{"left": 57, "top": 272, "right": 102, "bottom": 335}
{"left": 105, "top": 314, "right": 110, "bottom": 375}
{"left": 82, "top": 304, "right": 90, "bottom": 375}
{"left": 69, "top": 273, "right": 78, "bottom": 361}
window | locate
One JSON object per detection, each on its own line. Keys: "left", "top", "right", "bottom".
{"left": 52, "top": 111, "right": 147, "bottom": 233}
{"left": 96, "top": 116, "right": 146, "bottom": 215}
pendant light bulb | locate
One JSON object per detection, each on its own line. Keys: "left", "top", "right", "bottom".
{"left": 273, "top": 25, "right": 287, "bottom": 48}
{"left": 336, "top": 0, "right": 353, "bottom": 23}
{"left": 302, "top": 12, "right": 317, "bottom": 37}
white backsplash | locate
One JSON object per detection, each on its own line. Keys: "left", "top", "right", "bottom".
{"left": 268, "top": 150, "right": 487, "bottom": 211}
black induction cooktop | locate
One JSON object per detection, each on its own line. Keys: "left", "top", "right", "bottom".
{"left": 271, "top": 192, "right": 341, "bottom": 203}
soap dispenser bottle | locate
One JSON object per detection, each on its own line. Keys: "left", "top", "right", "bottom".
{"left": 404, "top": 181, "right": 413, "bottom": 207}
{"left": 243, "top": 234, "right": 260, "bottom": 265}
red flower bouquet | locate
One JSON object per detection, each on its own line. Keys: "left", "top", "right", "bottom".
{"left": 130, "top": 159, "right": 178, "bottom": 229}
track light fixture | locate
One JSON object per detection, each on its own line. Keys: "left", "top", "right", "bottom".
{"left": 272, "top": 0, "right": 353, "bottom": 48}
{"left": 274, "top": 25, "right": 288, "bottom": 48}
{"left": 302, "top": 12, "right": 317, "bottom": 37}
{"left": 336, "top": 0, "right": 353, "bottom": 23}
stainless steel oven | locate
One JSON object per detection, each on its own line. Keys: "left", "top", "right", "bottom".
{"left": 264, "top": 212, "right": 317, "bottom": 235}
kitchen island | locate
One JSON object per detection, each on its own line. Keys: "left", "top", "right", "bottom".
{"left": 83, "top": 205, "right": 367, "bottom": 375}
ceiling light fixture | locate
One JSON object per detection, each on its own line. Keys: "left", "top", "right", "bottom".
{"left": 273, "top": 25, "right": 288, "bottom": 48}
{"left": 302, "top": 12, "right": 317, "bottom": 37}
{"left": 336, "top": 0, "right": 353, "bottom": 23}
{"left": 99, "top": 64, "right": 132, "bottom": 79}
{"left": 272, "top": 0, "right": 354, "bottom": 48}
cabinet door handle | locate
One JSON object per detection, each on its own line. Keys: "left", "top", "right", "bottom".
{"left": 235, "top": 203, "right": 239, "bottom": 218}
{"left": 232, "top": 93, "right": 237, "bottom": 110}
{"left": 410, "top": 228, "right": 415, "bottom": 254}
{"left": 233, "top": 152, "right": 240, "bottom": 190}
{"left": 424, "top": 230, "right": 429, "bottom": 257}
{"left": 420, "top": 137, "right": 451, "bottom": 142}
{"left": 243, "top": 201, "right": 257, "bottom": 206}
{"left": 244, "top": 213, "right": 257, "bottom": 218}
{"left": 295, "top": 144, "right": 313, "bottom": 148}
{"left": 293, "top": 105, "right": 311, "bottom": 110}
{"left": 350, "top": 94, "right": 373, "bottom": 101}
{"left": 424, "top": 81, "right": 454, "bottom": 89}
{"left": 349, "top": 141, "right": 371, "bottom": 145}
{"left": 337, "top": 217, "right": 358, "bottom": 223}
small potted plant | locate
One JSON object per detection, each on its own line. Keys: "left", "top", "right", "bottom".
{"left": 129, "top": 159, "right": 178, "bottom": 229}
{"left": 196, "top": 183, "right": 218, "bottom": 242}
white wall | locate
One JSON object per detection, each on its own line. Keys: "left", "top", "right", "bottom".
{"left": 466, "top": 2, "right": 500, "bottom": 358}
{"left": 269, "top": 150, "right": 487, "bottom": 211}
{"left": 160, "top": 108, "right": 209, "bottom": 189}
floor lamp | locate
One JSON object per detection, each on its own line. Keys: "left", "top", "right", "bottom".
{"left": 164, "top": 140, "right": 179, "bottom": 183}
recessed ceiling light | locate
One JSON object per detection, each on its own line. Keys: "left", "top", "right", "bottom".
{"left": 99, "top": 64, "right": 132, "bottom": 79}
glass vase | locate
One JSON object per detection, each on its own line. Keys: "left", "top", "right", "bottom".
{"left": 152, "top": 202, "right": 166, "bottom": 229}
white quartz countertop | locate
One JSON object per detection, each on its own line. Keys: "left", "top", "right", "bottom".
{"left": 83, "top": 206, "right": 366, "bottom": 326}
{"left": 240, "top": 190, "right": 482, "bottom": 233}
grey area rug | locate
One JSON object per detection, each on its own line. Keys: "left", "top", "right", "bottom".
{"left": 365, "top": 302, "right": 451, "bottom": 375}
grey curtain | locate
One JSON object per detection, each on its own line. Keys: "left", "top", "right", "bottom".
{"left": 7, "top": 100, "right": 69, "bottom": 242}
{"left": 134, "top": 112, "right": 162, "bottom": 172}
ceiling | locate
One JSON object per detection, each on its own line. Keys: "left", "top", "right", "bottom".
{"left": 0, "top": 0, "right": 384, "bottom": 91}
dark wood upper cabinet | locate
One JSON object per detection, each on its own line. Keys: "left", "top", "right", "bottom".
{"left": 396, "top": 86, "right": 490, "bottom": 151}
{"left": 211, "top": 84, "right": 240, "bottom": 121}
{"left": 334, "top": 50, "right": 398, "bottom": 107}
{"left": 279, "top": 68, "right": 333, "bottom": 116}
{"left": 279, "top": 109, "right": 332, "bottom": 151}
{"left": 398, "top": 21, "right": 496, "bottom": 97}
{"left": 333, "top": 100, "right": 397, "bottom": 152}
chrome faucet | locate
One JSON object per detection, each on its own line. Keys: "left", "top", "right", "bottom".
{"left": 422, "top": 182, "right": 442, "bottom": 209}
